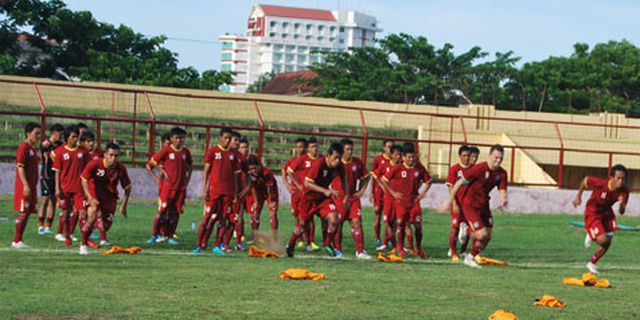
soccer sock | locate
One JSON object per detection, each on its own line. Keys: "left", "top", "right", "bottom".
{"left": 307, "top": 219, "right": 315, "bottom": 245}
{"left": 223, "top": 222, "right": 234, "bottom": 246}
{"left": 449, "top": 228, "right": 458, "bottom": 256}
{"left": 460, "top": 236, "right": 470, "bottom": 254}
{"left": 352, "top": 226, "right": 364, "bottom": 254}
{"left": 57, "top": 213, "right": 65, "bottom": 234}
{"left": 38, "top": 217, "right": 45, "bottom": 227}
{"left": 414, "top": 225, "right": 423, "bottom": 248}
{"left": 470, "top": 240, "right": 487, "bottom": 257}
{"left": 214, "top": 220, "right": 228, "bottom": 247}
{"left": 406, "top": 227, "right": 414, "bottom": 250}
{"left": 196, "top": 214, "right": 211, "bottom": 247}
{"left": 323, "top": 223, "right": 336, "bottom": 247}
{"left": 168, "top": 213, "right": 179, "bottom": 238}
{"left": 70, "top": 212, "right": 79, "bottom": 234}
{"left": 96, "top": 218, "right": 107, "bottom": 241}
{"left": 321, "top": 220, "right": 328, "bottom": 244}
{"left": 396, "top": 224, "right": 405, "bottom": 252}
{"left": 270, "top": 211, "right": 278, "bottom": 230}
{"left": 151, "top": 212, "right": 162, "bottom": 237}
{"left": 14, "top": 213, "right": 29, "bottom": 242}
{"left": 45, "top": 217, "right": 53, "bottom": 228}
{"left": 333, "top": 223, "right": 343, "bottom": 251}
{"left": 234, "top": 214, "right": 244, "bottom": 243}
{"left": 374, "top": 214, "right": 381, "bottom": 241}
{"left": 591, "top": 246, "right": 609, "bottom": 264}
{"left": 64, "top": 213, "right": 72, "bottom": 241}
{"left": 81, "top": 221, "right": 92, "bottom": 246}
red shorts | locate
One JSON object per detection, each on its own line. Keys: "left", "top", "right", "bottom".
{"left": 335, "top": 197, "right": 362, "bottom": 223}
{"left": 14, "top": 185, "right": 37, "bottom": 214}
{"left": 450, "top": 199, "right": 466, "bottom": 228}
{"left": 97, "top": 195, "right": 117, "bottom": 231}
{"left": 290, "top": 191, "right": 302, "bottom": 217}
{"left": 395, "top": 202, "right": 422, "bottom": 225}
{"left": 462, "top": 204, "right": 492, "bottom": 231}
{"left": 299, "top": 197, "right": 339, "bottom": 221}
{"left": 205, "top": 194, "right": 233, "bottom": 220}
{"left": 160, "top": 188, "right": 186, "bottom": 214}
{"left": 382, "top": 196, "right": 395, "bottom": 224}
{"left": 373, "top": 188, "right": 384, "bottom": 215}
{"left": 585, "top": 212, "right": 617, "bottom": 238}
{"left": 58, "top": 192, "right": 87, "bottom": 212}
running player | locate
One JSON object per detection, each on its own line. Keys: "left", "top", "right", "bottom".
{"left": 370, "top": 139, "right": 394, "bottom": 247}
{"left": 11, "top": 123, "right": 41, "bottom": 249}
{"left": 37, "top": 123, "right": 64, "bottom": 235}
{"left": 79, "top": 143, "right": 131, "bottom": 254}
{"left": 572, "top": 164, "right": 629, "bottom": 274}
{"left": 441, "top": 144, "right": 508, "bottom": 268}
{"left": 445, "top": 145, "right": 471, "bottom": 261}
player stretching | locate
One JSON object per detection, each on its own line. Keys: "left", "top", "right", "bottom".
{"left": 572, "top": 164, "right": 629, "bottom": 274}
{"left": 53, "top": 126, "right": 90, "bottom": 246}
{"left": 445, "top": 145, "right": 471, "bottom": 261}
{"left": 37, "top": 123, "right": 64, "bottom": 235}
{"left": 441, "top": 144, "right": 508, "bottom": 268}
{"left": 370, "top": 139, "right": 394, "bottom": 247}
{"left": 380, "top": 143, "right": 431, "bottom": 258}
{"left": 79, "top": 143, "right": 131, "bottom": 254}
{"left": 11, "top": 123, "right": 41, "bottom": 249}
{"left": 286, "top": 143, "right": 346, "bottom": 257}
{"left": 246, "top": 156, "right": 279, "bottom": 242}
{"left": 147, "top": 127, "right": 192, "bottom": 245}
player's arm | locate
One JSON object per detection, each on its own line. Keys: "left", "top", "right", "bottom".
{"left": 618, "top": 192, "right": 629, "bottom": 215}
{"left": 572, "top": 176, "right": 589, "bottom": 207}
{"left": 281, "top": 166, "right": 296, "bottom": 194}
{"left": 439, "top": 179, "right": 464, "bottom": 213}
{"left": 202, "top": 163, "right": 211, "bottom": 200}
{"left": 81, "top": 177, "right": 98, "bottom": 207}
{"left": 354, "top": 173, "right": 371, "bottom": 199}
{"left": 415, "top": 180, "right": 431, "bottom": 204}
{"left": 54, "top": 169, "right": 62, "bottom": 198}
{"left": 379, "top": 177, "right": 401, "bottom": 200}
{"left": 17, "top": 164, "right": 30, "bottom": 197}
{"left": 304, "top": 177, "right": 338, "bottom": 198}
{"left": 119, "top": 185, "right": 131, "bottom": 218}
{"left": 266, "top": 183, "right": 278, "bottom": 211}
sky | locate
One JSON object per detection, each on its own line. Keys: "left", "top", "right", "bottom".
{"left": 64, "top": 0, "right": 640, "bottom": 73}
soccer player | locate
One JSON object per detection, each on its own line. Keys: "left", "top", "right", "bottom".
{"left": 285, "top": 137, "right": 321, "bottom": 251}
{"left": 194, "top": 127, "right": 240, "bottom": 254}
{"left": 221, "top": 131, "right": 249, "bottom": 251}
{"left": 79, "top": 143, "right": 131, "bottom": 254}
{"left": 37, "top": 123, "right": 64, "bottom": 235}
{"left": 52, "top": 125, "right": 90, "bottom": 246}
{"left": 572, "top": 164, "right": 629, "bottom": 274}
{"left": 11, "top": 123, "right": 41, "bottom": 249}
{"left": 370, "top": 139, "right": 394, "bottom": 247}
{"left": 146, "top": 127, "right": 192, "bottom": 245}
{"left": 456, "top": 145, "right": 481, "bottom": 252}
{"left": 77, "top": 122, "right": 89, "bottom": 136}
{"left": 146, "top": 132, "right": 171, "bottom": 242}
{"left": 380, "top": 143, "right": 431, "bottom": 258}
{"left": 286, "top": 143, "right": 346, "bottom": 257}
{"left": 445, "top": 145, "right": 471, "bottom": 261}
{"left": 441, "top": 144, "right": 508, "bottom": 268}
{"left": 282, "top": 138, "right": 307, "bottom": 219}
{"left": 245, "top": 156, "right": 279, "bottom": 242}
{"left": 469, "top": 146, "right": 480, "bottom": 166}
{"left": 79, "top": 131, "right": 104, "bottom": 161}
{"left": 332, "top": 138, "right": 372, "bottom": 259}
{"left": 371, "top": 144, "right": 403, "bottom": 251}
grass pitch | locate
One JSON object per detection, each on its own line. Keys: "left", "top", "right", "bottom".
{"left": 1, "top": 195, "right": 639, "bottom": 319}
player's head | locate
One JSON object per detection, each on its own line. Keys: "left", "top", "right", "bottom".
{"left": 458, "top": 145, "right": 471, "bottom": 166}
{"left": 64, "top": 125, "right": 80, "bottom": 147}
{"left": 49, "top": 123, "right": 65, "bottom": 142}
{"left": 161, "top": 132, "right": 171, "bottom": 146}
{"left": 77, "top": 122, "right": 89, "bottom": 135}
{"left": 238, "top": 137, "right": 250, "bottom": 157}
{"left": 610, "top": 164, "right": 628, "bottom": 189}
{"left": 340, "top": 138, "right": 354, "bottom": 160}
{"left": 383, "top": 139, "right": 394, "bottom": 155}
{"left": 79, "top": 131, "right": 96, "bottom": 151}
{"left": 294, "top": 137, "right": 308, "bottom": 156}
{"left": 218, "top": 127, "right": 233, "bottom": 148}
{"left": 307, "top": 137, "right": 318, "bottom": 157}
{"left": 325, "top": 142, "right": 344, "bottom": 168}
{"left": 24, "top": 122, "right": 41, "bottom": 143}
{"left": 402, "top": 143, "right": 416, "bottom": 166}
{"left": 488, "top": 144, "right": 504, "bottom": 169}
{"left": 247, "top": 156, "right": 261, "bottom": 177}
{"left": 469, "top": 146, "right": 480, "bottom": 165}
{"left": 169, "top": 127, "right": 186, "bottom": 148}
{"left": 230, "top": 130, "right": 241, "bottom": 149}
{"left": 103, "top": 142, "right": 120, "bottom": 166}
{"left": 390, "top": 145, "right": 403, "bottom": 163}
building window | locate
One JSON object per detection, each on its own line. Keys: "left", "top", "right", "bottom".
{"left": 274, "top": 53, "right": 283, "bottom": 61}
{"left": 274, "top": 44, "right": 284, "bottom": 51}
{"left": 305, "top": 35, "right": 312, "bottom": 40}
{"left": 270, "top": 21, "right": 277, "bottom": 27}
{"left": 282, "top": 33, "right": 288, "bottom": 38}
{"left": 293, "top": 34, "right": 300, "bottom": 39}
{"left": 298, "top": 46, "right": 308, "bottom": 53}
{"left": 310, "top": 56, "right": 319, "bottom": 63}
{"left": 286, "top": 54, "right": 295, "bottom": 63}
{"left": 297, "top": 55, "right": 306, "bottom": 64}
{"left": 221, "top": 63, "right": 232, "bottom": 71}
{"left": 329, "top": 26, "right": 336, "bottom": 32}
{"left": 339, "top": 27, "right": 345, "bottom": 33}
{"left": 318, "top": 25, "right": 324, "bottom": 31}
{"left": 285, "top": 65, "right": 294, "bottom": 72}
{"left": 294, "top": 23, "right": 301, "bottom": 29}
{"left": 222, "top": 42, "right": 232, "bottom": 49}
{"left": 306, "top": 24, "right": 312, "bottom": 30}
{"left": 286, "top": 45, "right": 295, "bottom": 52}
{"left": 273, "top": 64, "right": 283, "bottom": 73}
{"left": 221, "top": 52, "right": 232, "bottom": 60}
{"left": 269, "top": 32, "right": 276, "bottom": 38}
{"left": 317, "top": 36, "right": 324, "bottom": 41}
{"left": 329, "top": 37, "right": 335, "bottom": 42}
{"left": 282, "top": 22, "right": 288, "bottom": 28}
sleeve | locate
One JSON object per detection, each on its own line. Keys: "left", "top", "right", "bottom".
{"left": 233, "top": 154, "right": 243, "bottom": 173}
{"left": 371, "top": 156, "right": 380, "bottom": 172}
{"left": 119, "top": 165, "right": 132, "bottom": 189}
{"left": 421, "top": 167, "right": 432, "bottom": 184}
{"left": 305, "top": 159, "right": 321, "bottom": 183}
{"left": 204, "top": 148, "right": 213, "bottom": 165}
{"left": 287, "top": 157, "right": 299, "bottom": 174}
{"left": 585, "top": 176, "right": 604, "bottom": 189}
{"left": 151, "top": 148, "right": 166, "bottom": 166}
{"left": 80, "top": 160, "right": 96, "bottom": 181}
{"left": 461, "top": 164, "right": 483, "bottom": 185}
{"left": 445, "top": 166, "right": 456, "bottom": 186}
{"left": 52, "top": 148, "right": 62, "bottom": 171}
{"left": 16, "top": 144, "right": 26, "bottom": 166}
{"left": 186, "top": 149, "right": 193, "bottom": 166}
{"left": 499, "top": 170, "right": 508, "bottom": 191}
{"left": 620, "top": 189, "right": 630, "bottom": 205}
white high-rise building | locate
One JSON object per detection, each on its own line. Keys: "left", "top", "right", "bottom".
{"left": 219, "top": 4, "right": 382, "bottom": 93}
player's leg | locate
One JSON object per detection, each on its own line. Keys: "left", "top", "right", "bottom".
{"left": 587, "top": 233, "right": 612, "bottom": 274}
{"left": 321, "top": 209, "right": 339, "bottom": 257}
{"left": 80, "top": 201, "right": 100, "bottom": 255}
{"left": 394, "top": 207, "right": 409, "bottom": 256}
{"left": 44, "top": 195, "right": 55, "bottom": 234}
{"left": 286, "top": 212, "right": 311, "bottom": 257}
{"left": 410, "top": 205, "right": 425, "bottom": 259}
{"left": 37, "top": 196, "right": 47, "bottom": 235}
{"left": 268, "top": 199, "right": 279, "bottom": 241}
{"left": 448, "top": 205, "right": 460, "bottom": 260}
{"left": 373, "top": 192, "right": 383, "bottom": 246}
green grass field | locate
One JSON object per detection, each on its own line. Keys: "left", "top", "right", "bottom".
{"left": 1, "top": 195, "right": 639, "bottom": 319}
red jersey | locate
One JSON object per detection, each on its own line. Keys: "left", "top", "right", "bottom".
{"left": 90, "top": 149, "right": 104, "bottom": 161}
{"left": 383, "top": 162, "right": 431, "bottom": 205}
{"left": 204, "top": 145, "right": 241, "bottom": 196}
{"left": 371, "top": 154, "right": 391, "bottom": 193}
{"left": 15, "top": 141, "right": 39, "bottom": 192}
{"left": 287, "top": 153, "right": 319, "bottom": 186}
{"left": 446, "top": 163, "right": 470, "bottom": 202}
{"left": 341, "top": 157, "right": 367, "bottom": 195}
{"left": 584, "top": 177, "right": 629, "bottom": 215}
{"left": 374, "top": 161, "right": 399, "bottom": 199}
{"left": 81, "top": 158, "right": 131, "bottom": 198}
{"left": 52, "top": 145, "right": 90, "bottom": 194}
{"left": 151, "top": 145, "right": 192, "bottom": 191}
{"left": 304, "top": 156, "right": 344, "bottom": 200}
{"left": 460, "top": 162, "right": 508, "bottom": 209}
{"left": 251, "top": 167, "right": 278, "bottom": 201}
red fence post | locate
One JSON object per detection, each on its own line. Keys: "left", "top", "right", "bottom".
{"left": 145, "top": 92, "right": 156, "bottom": 157}
{"left": 32, "top": 83, "right": 47, "bottom": 139}
{"left": 96, "top": 119, "right": 102, "bottom": 147}
{"left": 132, "top": 93, "right": 137, "bottom": 166}
{"left": 253, "top": 100, "right": 265, "bottom": 162}
{"left": 359, "top": 109, "right": 368, "bottom": 165}
{"left": 555, "top": 123, "right": 564, "bottom": 188}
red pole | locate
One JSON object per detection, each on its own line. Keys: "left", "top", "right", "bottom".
{"left": 607, "top": 153, "right": 613, "bottom": 176}
{"left": 359, "top": 109, "right": 368, "bottom": 165}
{"left": 96, "top": 119, "right": 102, "bottom": 148}
{"left": 145, "top": 92, "right": 156, "bottom": 157}
{"left": 132, "top": 93, "right": 137, "bottom": 166}
{"left": 510, "top": 147, "right": 515, "bottom": 183}
{"left": 555, "top": 123, "right": 564, "bottom": 188}
{"left": 253, "top": 100, "right": 265, "bottom": 162}
{"left": 33, "top": 83, "right": 47, "bottom": 140}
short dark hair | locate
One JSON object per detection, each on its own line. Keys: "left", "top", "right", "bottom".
{"left": 469, "top": 146, "right": 480, "bottom": 155}
{"left": 64, "top": 125, "right": 80, "bottom": 140}
{"left": 340, "top": 138, "right": 354, "bottom": 147}
{"left": 402, "top": 142, "right": 415, "bottom": 154}
{"left": 169, "top": 127, "right": 187, "bottom": 137}
{"left": 383, "top": 139, "right": 394, "bottom": 146}
{"left": 327, "top": 142, "right": 344, "bottom": 156}
{"left": 247, "top": 156, "right": 261, "bottom": 167}
{"left": 489, "top": 144, "right": 504, "bottom": 154}
{"left": 25, "top": 122, "right": 40, "bottom": 135}
{"left": 308, "top": 137, "right": 318, "bottom": 145}
{"left": 50, "top": 123, "right": 65, "bottom": 133}
{"left": 77, "top": 122, "right": 89, "bottom": 130}
{"left": 231, "top": 130, "right": 241, "bottom": 138}
{"left": 219, "top": 127, "right": 233, "bottom": 136}
{"left": 239, "top": 137, "right": 249, "bottom": 145}
{"left": 458, "top": 145, "right": 470, "bottom": 155}
{"left": 295, "top": 138, "right": 308, "bottom": 147}
{"left": 390, "top": 145, "right": 403, "bottom": 154}
{"left": 79, "top": 131, "right": 95, "bottom": 142}
{"left": 161, "top": 132, "right": 171, "bottom": 142}
{"left": 105, "top": 142, "right": 120, "bottom": 151}
{"left": 611, "top": 164, "right": 628, "bottom": 177}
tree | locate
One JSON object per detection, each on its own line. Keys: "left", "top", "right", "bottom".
{"left": 246, "top": 72, "right": 275, "bottom": 93}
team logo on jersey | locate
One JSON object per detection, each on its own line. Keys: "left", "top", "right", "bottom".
{"left": 473, "top": 221, "right": 480, "bottom": 229}
{"left": 230, "top": 155, "right": 235, "bottom": 161}
{"left": 457, "top": 171, "right": 463, "bottom": 178}
{"left": 485, "top": 172, "right": 490, "bottom": 179}
{"left": 78, "top": 153, "right": 83, "bottom": 159}
{"left": 415, "top": 215, "right": 422, "bottom": 222}
{"left": 169, "top": 153, "right": 175, "bottom": 160}
{"left": 352, "top": 165, "right": 357, "bottom": 172}
{"left": 601, "top": 192, "right": 607, "bottom": 199}
{"left": 97, "top": 169, "right": 105, "bottom": 177}
{"left": 29, "top": 149, "right": 35, "bottom": 157}
{"left": 329, "top": 204, "right": 336, "bottom": 211}
{"left": 401, "top": 171, "right": 407, "bottom": 178}
{"left": 414, "top": 171, "right": 419, "bottom": 177}
{"left": 63, "top": 153, "right": 70, "bottom": 160}
{"left": 322, "top": 170, "right": 328, "bottom": 177}
{"left": 182, "top": 154, "right": 186, "bottom": 160}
